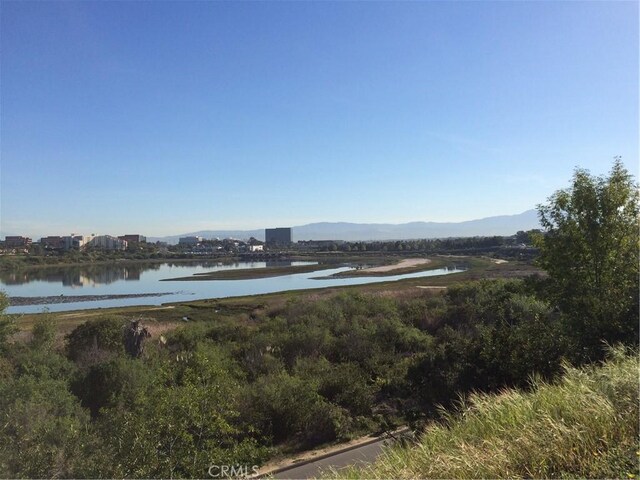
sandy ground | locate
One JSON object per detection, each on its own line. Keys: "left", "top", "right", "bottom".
{"left": 415, "top": 286, "right": 447, "bottom": 290}
{"left": 361, "top": 258, "right": 431, "bottom": 273}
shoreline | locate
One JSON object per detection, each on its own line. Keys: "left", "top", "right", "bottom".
{"left": 6, "top": 258, "right": 542, "bottom": 320}
{"left": 325, "top": 257, "right": 451, "bottom": 278}
{"left": 9, "top": 292, "right": 175, "bottom": 306}
{"left": 0, "top": 256, "right": 243, "bottom": 272}
{"left": 160, "top": 263, "right": 336, "bottom": 281}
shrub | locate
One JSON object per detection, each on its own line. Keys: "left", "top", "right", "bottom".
{"left": 65, "top": 316, "right": 127, "bottom": 363}
{"left": 0, "top": 376, "right": 107, "bottom": 478}
{"left": 332, "top": 347, "right": 639, "bottom": 479}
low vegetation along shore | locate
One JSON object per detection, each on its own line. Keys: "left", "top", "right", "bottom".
{"left": 9, "top": 292, "right": 175, "bottom": 307}
{"left": 10, "top": 257, "right": 538, "bottom": 336}
{"left": 159, "top": 257, "right": 450, "bottom": 281}
{"left": 160, "top": 263, "right": 336, "bottom": 281}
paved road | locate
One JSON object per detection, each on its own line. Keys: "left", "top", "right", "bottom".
{"left": 273, "top": 437, "right": 392, "bottom": 479}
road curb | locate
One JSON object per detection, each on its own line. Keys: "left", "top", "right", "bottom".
{"left": 253, "top": 427, "right": 410, "bottom": 479}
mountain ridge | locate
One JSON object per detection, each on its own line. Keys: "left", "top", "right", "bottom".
{"left": 150, "top": 210, "right": 540, "bottom": 244}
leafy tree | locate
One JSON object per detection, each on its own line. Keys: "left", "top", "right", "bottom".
{"left": 65, "top": 316, "right": 127, "bottom": 363}
{"left": 244, "top": 371, "right": 351, "bottom": 446}
{"left": 535, "top": 159, "right": 639, "bottom": 360}
{"left": 0, "top": 292, "right": 16, "bottom": 352}
{"left": 405, "top": 280, "right": 568, "bottom": 417}
{"left": 0, "top": 374, "right": 107, "bottom": 478}
{"left": 30, "top": 310, "right": 56, "bottom": 350}
{"left": 71, "top": 356, "right": 154, "bottom": 417}
{"left": 10, "top": 345, "right": 77, "bottom": 381}
{"left": 100, "top": 346, "right": 268, "bottom": 478}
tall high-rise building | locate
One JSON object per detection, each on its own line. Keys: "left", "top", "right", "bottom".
{"left": 265, "top": 228, "right": 292, "bottom": 245}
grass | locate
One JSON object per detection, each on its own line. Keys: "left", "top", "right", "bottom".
{"left": 329, "top": 346, "right": 639, "bottom": 479}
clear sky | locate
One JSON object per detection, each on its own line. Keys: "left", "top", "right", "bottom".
{"left": 1, "top": 1, "right": 638, "bottom": 238}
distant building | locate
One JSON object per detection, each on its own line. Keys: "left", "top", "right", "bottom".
{"left": 86, "top": 235, "right": 127, "bottom": 251}
{"left": 61, "top": 235, "right": 87, "bottom": 251}
{"left": 40, "top": 236, "right": 64, "bottom": 249}
{"left": 5, "top": 236, "right": 32, "bottom": 248}
{"left": 179, "top": 236, "right": 203, "bottom": 246}
{"left": 265, "top": 228, "right": 292, "bottom": 246}
{"left": 118, "top": 234, "right": 146, "bottom": 244}
{"left": 249, "top": 244, "right": 264, "bottom": 252}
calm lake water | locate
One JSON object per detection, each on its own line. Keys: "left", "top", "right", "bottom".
{"left": 2, "top": 260, "right": 465, "bottom": 314}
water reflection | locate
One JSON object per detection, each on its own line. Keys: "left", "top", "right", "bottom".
{"left": 265, "top": 260, "right": 293, "bottom": 267}
{"left": 0, "top": 261, "right": 221, "bottom": 287}
{"left": 4, "top": 261, "right": 466, "bottom": 314}
{"left": 0, "top": 260, "right": 313, "bottom": 287}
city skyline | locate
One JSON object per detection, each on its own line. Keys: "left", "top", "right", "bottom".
{"left": 2, "top": 1, "right": 638, "bottom": 238}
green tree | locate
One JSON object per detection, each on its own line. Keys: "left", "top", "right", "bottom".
{"left": 0, "top": 292, "right": 16, "bottom": 352}
{"left": 100, "top": 346, "right": 268, "bottom": 478}
{"left": 535, "top": 159, "right": 639, "bottom": 360}
{"left": 65, "top": 316, "right": 126, "bottom": 363}
{"left": 30, "top": 310, "right": 56, "bottom": 350}
{"left": 0, "top": 375, "right": 107, "bottom": 478}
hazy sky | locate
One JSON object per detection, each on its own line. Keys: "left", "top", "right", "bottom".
{"left": 1, "top": 1, "right": 638, "bottom": 237}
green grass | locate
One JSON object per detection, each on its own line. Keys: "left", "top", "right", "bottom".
{"left": 330, "top": 346, "right": 639, "bottom": 479}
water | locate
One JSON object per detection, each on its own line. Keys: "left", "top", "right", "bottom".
{"left": 2, "top": 260, "right": 465, "bottom": 314}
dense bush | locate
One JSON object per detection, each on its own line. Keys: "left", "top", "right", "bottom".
{"left": 98, "top": 346, "right": 269, "bottom": 478}
{"left": 334, "top": 347, "right": 639, "bottom": 479}
{"left": 65, "top": 316, "right": 127, "bottom": 363}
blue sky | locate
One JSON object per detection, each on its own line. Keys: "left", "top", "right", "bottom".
{"left": 1, "top": 1, "right": 637, "bottom": 237}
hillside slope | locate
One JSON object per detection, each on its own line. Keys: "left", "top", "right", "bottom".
{"left": 332, "top": 347, "right": 638, "bottom": 479}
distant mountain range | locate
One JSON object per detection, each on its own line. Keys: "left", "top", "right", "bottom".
{"left": 150, "top": 210, "right": 540, "bottom": 244}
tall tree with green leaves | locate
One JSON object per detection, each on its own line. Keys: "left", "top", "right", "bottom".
{"left": 535, "top": 158, "right": 639, "bottom": 361}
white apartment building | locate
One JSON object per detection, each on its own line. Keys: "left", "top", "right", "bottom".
{"left": 85, "top": 235, "right": 128, "bottom": 251}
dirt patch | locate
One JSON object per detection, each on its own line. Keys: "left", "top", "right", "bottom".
{"left": 359, "top": 258, "right": 431, "bottom": 273}
{"left": 143, "top": 321, "right": 182, "bottom": 338}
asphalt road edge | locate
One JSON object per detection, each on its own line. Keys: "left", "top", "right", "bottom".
{"left": 253, "top": 427, "right": 410, "bottom": 479}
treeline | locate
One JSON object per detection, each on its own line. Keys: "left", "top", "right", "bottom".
{"left": 308, "top": 231, "right": 540, "bottom": 260}
{"left": 0, "top": 249, "right": 227, "bottom": 271}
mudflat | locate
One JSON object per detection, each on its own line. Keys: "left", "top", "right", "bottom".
{"left": 360, "top": 258, "right": 431, "bottom": 273}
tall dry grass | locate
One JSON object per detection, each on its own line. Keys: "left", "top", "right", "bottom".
{"left": 328, "top": 346, "right": 639, "bottom": 479}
